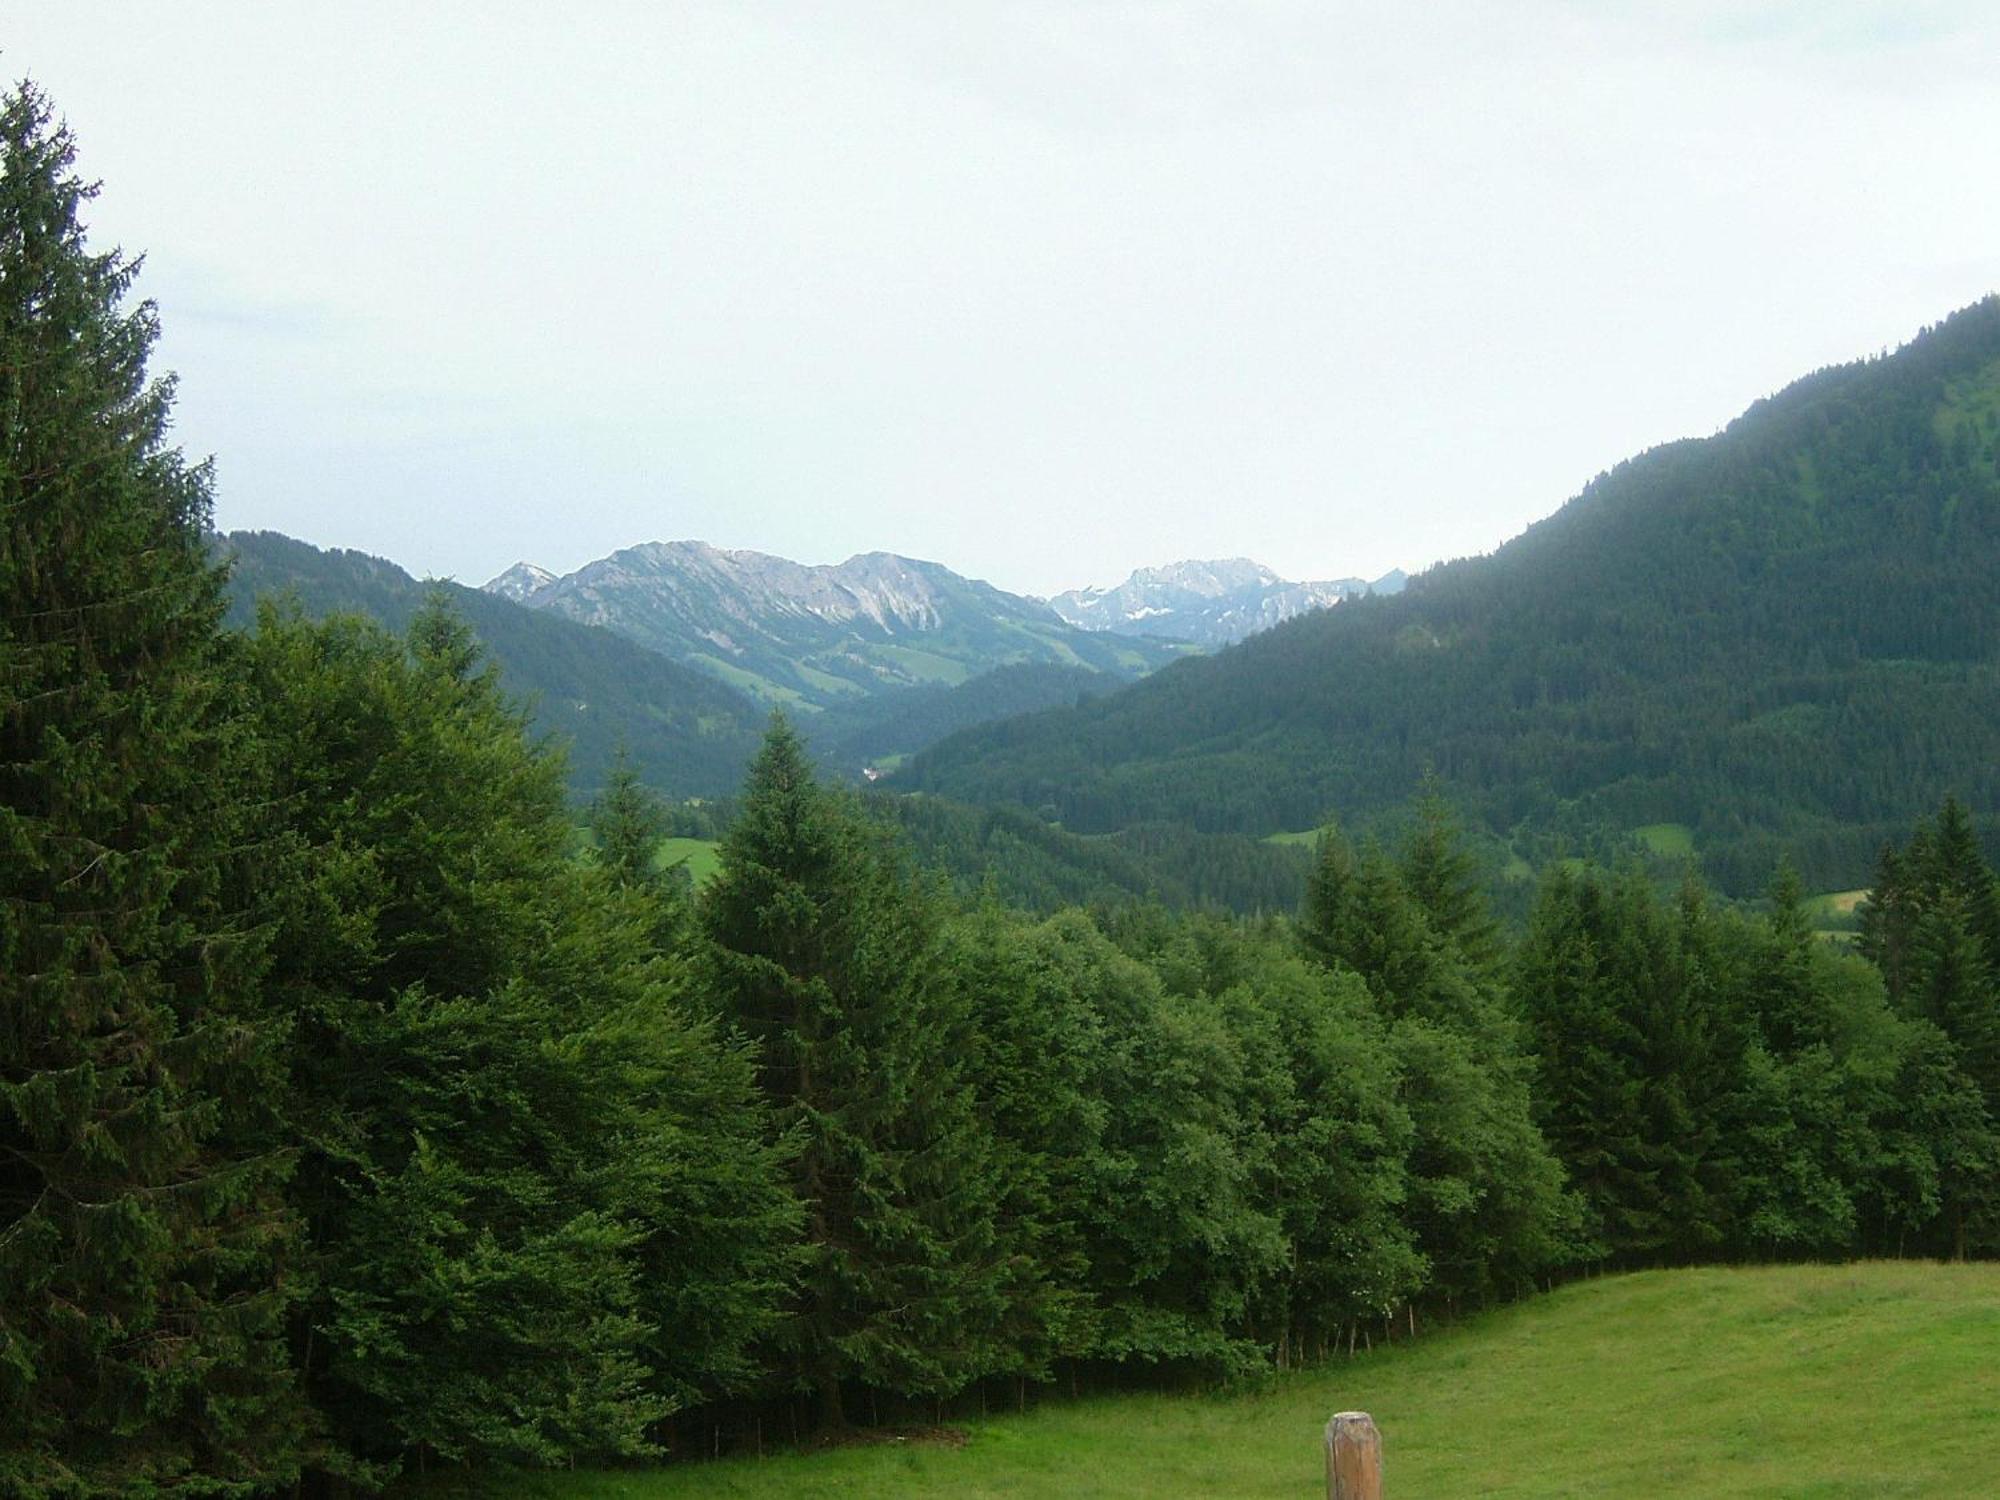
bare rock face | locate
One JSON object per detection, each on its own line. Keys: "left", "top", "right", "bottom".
{"left": 1324, "top": 1410, "right": 1383, "bottom": 1500}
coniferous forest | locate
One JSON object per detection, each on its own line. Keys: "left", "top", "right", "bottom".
{"left": 8, "top": 81, "right": 2000, "bottom": 1497}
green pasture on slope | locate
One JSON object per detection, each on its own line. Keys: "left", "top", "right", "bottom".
{"left": 1633, "top": 822, "right": 1696, "bottom": 856}
{"left": 476, "top": 1261, "right": 2000, "bottom": 1499}
{"left": 654, "top": 837, "right": 721, "bottom": 887}
{"left": 1805, "top": 888, "right": 1870, "bottom": 930}
{"left": 1262, "top": 829, "right": 1321, "bottom": 848}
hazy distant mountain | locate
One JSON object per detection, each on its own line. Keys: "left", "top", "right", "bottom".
{"left": 221, "top": 531, "right": 767, "bottom": 798}
{"left": 485, "top": 540, "right": 1183, "bottom": 710}
{"left": 1048, "top": 558, "right": 1406, "bottom": 646}
{"left": 904, "top": 297, "right": 2000, "bottom": 897}
{"left": 484, "top": 561, "right": 558, "bottom": 603}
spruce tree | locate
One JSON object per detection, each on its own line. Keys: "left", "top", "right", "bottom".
{"left": 701, "top": 717, "right": 1010, "bottom": 1426}
{"left": 592, "top": 745, "right": 673, "bottom": 887}
{"left": 590, "top": 744, "right": 689, "bottom": 947}
{"left": 0, "top": 83, "right": 307, "bottom": 1494}
{"left": 1400, "top": 783, "right": 1501, "bottom": 975}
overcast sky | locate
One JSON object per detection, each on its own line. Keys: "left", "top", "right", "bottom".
{"left": 11, "top": 3, "right": 2000, "bottom": 597}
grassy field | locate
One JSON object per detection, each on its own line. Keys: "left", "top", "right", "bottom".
{"left": 470, "top": 1262, "right": 2000, "bottom": 1499}
{"left": 1262, "top": 829, "right": 1321, "bottom": 848}
{"left": 1805, "top": 888, "right": 1870, "bottom": 931}
{"left": 1633, "top": 821, "right": 1696, "bottom": 857}
{"left": 654, "top": 837, "right": 721, "bottom": 888}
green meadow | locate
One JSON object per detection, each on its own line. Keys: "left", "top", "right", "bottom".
{"left": 476, "top": 1262, "right": 2000, "bottom": 1499}
{"left": 1634, "top": 822, "right": 1696, "bottom": 857}
{"left": 654, "top": 837, "right": 721, "bottom": 887}
{"left": 1262, "top": 829, "right": 1322, "bottom": 848}
{"left": 1805, "top": 888, "right": 1870, "bottom": 933}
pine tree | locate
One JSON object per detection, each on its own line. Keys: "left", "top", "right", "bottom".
{"left": 1751, "top": 860, "right": 1826, "bottom": 1055}
{"left": 0, "top": 83, "right": 307, "bottom": 1494}
{"left": 592, "top": 745, "right": 672, "bottom": 887}
{"left": 701, "top": 717, "right": 1010, "bottom": 1426}
{"left": 1400, "top": 782, "right": 1501, "bottom": 975}
{"left": 590, "top": 744, "right": 689, "bottom": 947}
{"left": 1857, "top": 841, "right": 1915, "bottom": 1001}
{"left": 1514, "top": 867, "right": 1648, "bottom": 1263}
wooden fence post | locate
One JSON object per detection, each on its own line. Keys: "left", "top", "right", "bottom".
{"left": 1325, "top": 1410, "right": 1382, "bottom": 1500}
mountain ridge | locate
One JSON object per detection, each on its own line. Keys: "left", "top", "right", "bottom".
{"left": 484, "top": 539, "right": 1184, "bottom": 710}
{"left": 1048, "top": 557, "right": 1407, "bottom": 646}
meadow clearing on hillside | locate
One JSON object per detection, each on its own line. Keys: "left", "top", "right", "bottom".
{"left": 653, "top": 837, "right": 721, "bottom": 887}
{"left": 467, "top": 1262, "right": 2000, "bottom": 1499}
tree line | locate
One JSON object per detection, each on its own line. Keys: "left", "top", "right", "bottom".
{"left": 9, "top": 79, "right": 2000, "bottom": 1496}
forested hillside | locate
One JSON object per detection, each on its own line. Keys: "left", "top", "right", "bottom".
{"left": 807, "top": 660, "right": 1123, "bottom": 771}
{"left": 903, "top": 299, "right": 2000, "bottom": 895}
{"left": 875, "top": 792, "right": 1313, "bottom": 914}
{"left": 222, "top": 529, "right": 766, "bottom": 797}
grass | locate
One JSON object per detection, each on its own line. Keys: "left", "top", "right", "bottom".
{"left": 794, "top": 661, "right": 869, "bottom": 697}
{"left": 1261, "top": 829, "right": 1322, "bottom": 848}
{"left": 654, "top": 837, "right": 720, "bottom": 888}
{"left": 473, "top": 1262, "right": 2000, "bottom": 1499}
{"left": 866, "top": 643, "right": 972, "bottom": 685}
{"left": 1634, "top": 822, "right": 1696, "bottom": 857}
{"left": 685, "top": 654, "right": 812, "bottom": 708}
{"left": 1805, "top": 889, "right": 1869, "bottom": 921}
{"left": 1806, "top": 889, "right": 1870, "bottom": 940}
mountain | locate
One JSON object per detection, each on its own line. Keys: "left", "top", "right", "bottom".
{"left": 900, "top": 297, "right": 2000, "bottom": 897}
{"left": 1048, "top": 558, "right": 1406, "bottom": 646}
{"left": 484, "top": 560, "right": 558, "bottom": 602}
{"left": 219, "top": 531, "right": 768, "bottom": 798}
{"left": 484, "top": 541, "right": 1184, "bottom": 710}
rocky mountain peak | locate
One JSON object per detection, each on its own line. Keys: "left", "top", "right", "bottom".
{"left": 1048, "top": 558, "right": 1404, "bottom": 647}
{"left": 483, "top": 561, "right": 558, "bottom": 604}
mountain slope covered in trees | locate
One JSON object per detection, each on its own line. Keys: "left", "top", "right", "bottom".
{"left": 221, "top": 530, "right": 768, "bottom": 797}
{"left": 902, "top": 299, "right": 2000, "bottom": 894}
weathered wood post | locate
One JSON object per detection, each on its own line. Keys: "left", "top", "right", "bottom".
{"left": 1325, "top": 1410, "right": 1383, "bottom": 1500}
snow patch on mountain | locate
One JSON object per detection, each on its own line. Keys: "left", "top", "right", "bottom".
{"left": 1048, "top": 558, "right": 1405, "bottom": 647}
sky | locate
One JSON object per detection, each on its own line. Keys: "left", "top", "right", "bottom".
{"left": 10, "top": 2, "right": 2000, "bottom": 598}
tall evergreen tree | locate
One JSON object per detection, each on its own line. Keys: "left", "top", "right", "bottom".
{"left": 590, "top": 744, "right": 689, "bottom": 948}
{"left": 943, "top": 901, "right": 1108, "bottom": 1379}
{"left": 1400, "top": 783, "right": 1502, "bottom": 976}
{"left": 1514, "top": 867, "right": 1651, "bottom": 1263}
{"left": 701, "top": 717, "right": 1010, "bottom": 1426}
{"left": 0, "top": 83, "right": 308, "bottom": 1494}
{"left": 592, "top": 745, "right": 673, "bottom": 887}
